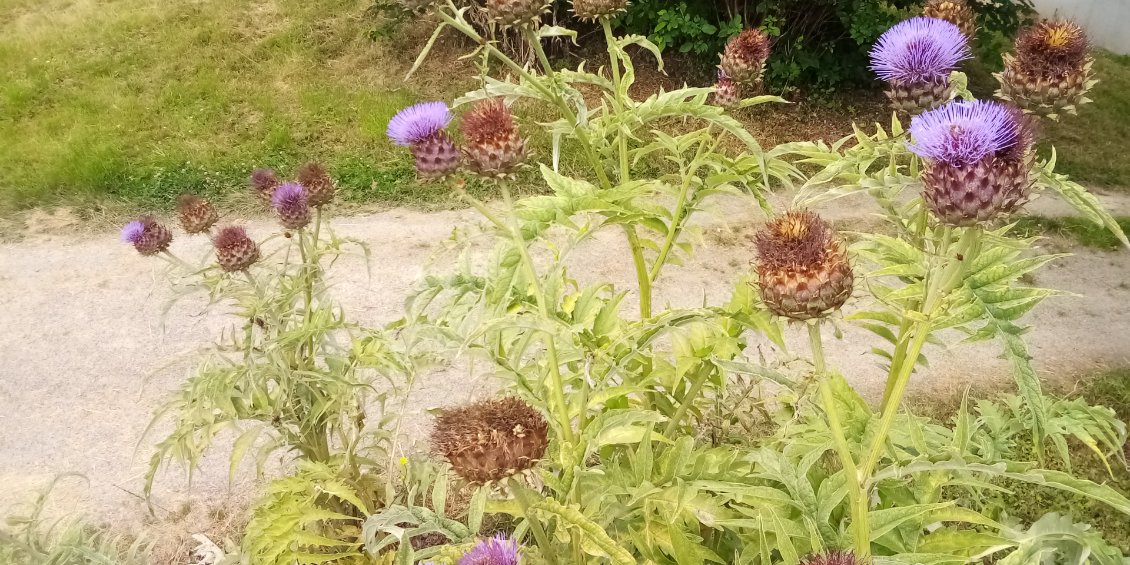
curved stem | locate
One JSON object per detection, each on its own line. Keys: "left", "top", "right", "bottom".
{"left": 625, "top": 227, "right": 652, "bottom": 319}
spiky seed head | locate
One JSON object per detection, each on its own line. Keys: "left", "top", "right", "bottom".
{"left": 122, "top": 216, "right": 172, "bottom": 256}
{"left": 411, "top": 131, "right": 461, "bottom": 178}
{"left": 923, "top": 0, "right": 977, "bottom": 38}
{"left": 712, "top": 70, "right": 741, "bottom": 108}
{"left": 432, "top": 397, "right": 549, "bottom": 484}
{"left": 909, "top": 100, "right": 1034, "bottom": 225}
{"left": 457, "top": 535, "right": 521, "bottom": 565}
{"left": 212, "top": 226, "right": 260, "bottom": 272}
{"left": 462, "top": 99, "right": 528, "bottom": 176}
{"left": 176, "top": 194, "right": 219, "bottom": 235}
{"left": 755, "top": 210, "right": 853, "bottom": 321}
{"left": 571, "top": 0, "right": 629, "bottom": 21}
{"left": 995, "top": 20, "right": 1095, "bottom": 118}
{"left": 800, "top": 550, "right": 860, "bottom": 565}
{"left": 484, "top": 0, "right": 550, "bottom": 28}
{"left": 296, "top": 162, "right": 336, "bottom": 207}
{"left": 250, "top": 168, "right": 280, "bottom": 201}
{"left": 720, "top": 29, "right": 771, "bottom": 86}
{"left": 271, "top": 182, "right": 311, "bottom": 230}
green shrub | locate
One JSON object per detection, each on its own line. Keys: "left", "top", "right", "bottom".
{"left": 617, "top": 0, "right": 1036, "bottom": 91}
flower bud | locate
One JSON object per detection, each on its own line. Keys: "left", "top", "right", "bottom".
{"left": 212, "top": 226, "right": 260, "bottom": 272}
{"left": 432, "top": 397, "right": 548, "bottom": 484}
{"left": 296, "top": 162, "right": 336, "bottom": 207}
{"left": 996, "top": 19, "right": 1095, "bottom": 118}
{"left": 462, "top": 99, "right": 528, "bottom": 177}
{"left": 870, "top": 17, "right": 970, "bottom": 114}
{"left": 755, "top": 210, "right": 853, "bottom": 321}
{"left": 571, "top": 0, "right": 629, "bottom": 21}
{"left": 923, "top": 0, "right": 976, "bottom": 38}
{"left": 176, "top": 194, "right": 218, "bottom": 235}
{"left": 909, "top": 100, "right": 1035, "bottom": 225}
{"left": 712, "top": 70, "right": 741, "bottom": 108}
{"left": 720, "top": 29, "right": 770, "bottom": 87}
{"left": 271, "top": 182, "right": 311, "bottom": 230}
{"left": 121, "top": 216, "right": 172, "bottom": 256}
{"left": 249, "top": 168, "right": 280, "bottom": 202}
{"left": 484, "top": 0, "right": 550, "bottom": 28}
{"left": 388, "top": 101, "right": 461, "bottom": 179}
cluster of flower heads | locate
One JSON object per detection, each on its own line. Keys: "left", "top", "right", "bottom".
{"left": 869, "top": 16, "right": 971, "bottom": 114}
{"left": 388, "top": 99, "right": 527, "bottom": 180}
{"left": 121, "top": 162, "right": 338, "bottom": 272}
{"left": 712, "top": 29, "right": 771, "bottom": 107}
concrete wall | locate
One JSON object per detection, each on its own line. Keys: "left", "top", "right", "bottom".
{"left": 1033, "top": 0, "right": 1130, "bottom": 54}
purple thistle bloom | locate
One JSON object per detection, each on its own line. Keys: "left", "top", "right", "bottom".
{"left": 457, "top": 534, "right": 520, "bottom": 565}
{"left": 870, "top": 17, "right": 970, "bottom": 84}
{"left": 121, "top": 220, "right": 145, "bottom": 243}
{"left": 908, "top": 100, "right": 1020, "bottom": 167}
{"left": 387, "top": 101, "right": 453, "bottom": 147}
{"left": 271, "top": 182, "right": 307, "bottom": 210}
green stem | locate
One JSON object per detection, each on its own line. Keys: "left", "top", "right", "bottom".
{"left": 863, "top": 227, "right": 981, "bottom": 478}
{"left": 297, "top": 228, "right": 315, "bottom": 369}
{"left": 625, "top": 227, "right": 652, "bottom": 319}
{"left": 811, "top": 324, "right": 871, "bottom": 560}
{"left": 509, "top": 476, "right": 558, "bottom": 565}
{"left": 499, "top": 183, "right": 576, "bottom": 445}
{"left": 160, "top": 250, "right": 194, "bottom": 271}
{"left": 662, "top": 362, "right": 714, "bottom": 438}
{"left": 601, "top": 20, "right": 630, "bottom": 184}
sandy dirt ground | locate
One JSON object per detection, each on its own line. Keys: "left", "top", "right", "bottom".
{"left": 1, "top": 190, "right": 1129, "bottom": 546}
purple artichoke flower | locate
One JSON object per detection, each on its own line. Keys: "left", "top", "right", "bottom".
{"left": 387, "top": 101, "right": 453, "bottom": 147}
{"left": 871, "top": 17, "right": 971, "bottom": 113}
{"left": 870, "top": 17, "right": 970, "bottom": 84}
{"left": 271, "top": 181, "right": 311, "bottom": 230}
{"left": 457, "top": 534, "right": 520, "bottom": 565}
{"left": 909, "top": 100, "right": 1034, "bottom": 225}
{"left": 388, "top": 101, "right": 461, "bottom": 178}
{"left": 121, "top": 220, "right": 145, "bottom": 243}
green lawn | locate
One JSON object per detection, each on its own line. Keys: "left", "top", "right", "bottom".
{"left": 0, "top": 0, "right": 484, "bottom": 212}
{"left": 2, "top": 0, "right": 1129, "bottom": 214}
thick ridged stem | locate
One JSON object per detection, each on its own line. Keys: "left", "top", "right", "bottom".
{"left": 160, "top": 250, "right": 193, "bottom": 271}
{"left": 811, "top": 323, "right": 871, "bottom": 560}
{"left": 863, "top": 227, "right": 981, "bottom": 479}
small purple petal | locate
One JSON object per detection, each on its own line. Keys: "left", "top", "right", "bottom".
{"left": 908, "top": 100, "right": 1020, "bottom": 166}
{"left": 387, "top": 101, "right": 453, "bottom": 147}
{"left": 271, "top": 182, "right": 307, "bottom": 210}
{"left": 121, "top": 220, "right": 145, "bottom": 243}
{"left": 457, "top": 534, "right": 520, "bottom": 565}
{"left": 870, "top": 17, "right": 970, "bottom": 84}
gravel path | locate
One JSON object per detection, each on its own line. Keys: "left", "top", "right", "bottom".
{"left": 1, "top": 190, "right": 1128, "bottom": 534}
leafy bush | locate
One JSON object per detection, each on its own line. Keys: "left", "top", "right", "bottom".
{"left": 115, "top": 0, "right": 1129, "bottom": 562}
{"left": 617, "top": 0, "right": 1036, "bottom": 91}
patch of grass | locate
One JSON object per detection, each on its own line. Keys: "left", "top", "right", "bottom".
{"left": 1011, "top": 215, "right": 1130, "bottom": 250}
{"left": 0, "top": 0, "right": 498, "bottom": 212}
{"left": 1039, "top": 51, "right": 1130, "bottom": 189}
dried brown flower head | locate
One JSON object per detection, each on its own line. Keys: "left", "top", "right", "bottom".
{"left": 923, "top": 0, "right": 976, "bottom": 38}
{"left": 571, "top": 0, "right": 629, "bottom": 21}
{"left": 212, "top": 226, "right": 260, "bottom": 272}
{"left": 432, "top": 397, "right": 549, "bottom": 483}
{"left": 462, "top": 99, "right": 528, "bottom": 176}
{"left": 755, "top": 210, "right": 853, "bottom": 320}
{"left": 296, "top": 162, "right": 336, "bottom": 207}
{"left": 1015, "top": 19, "right": 1090, "bottom": 79}
{"left": 176, "top": 194, "right": 218, "bottom": 235}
